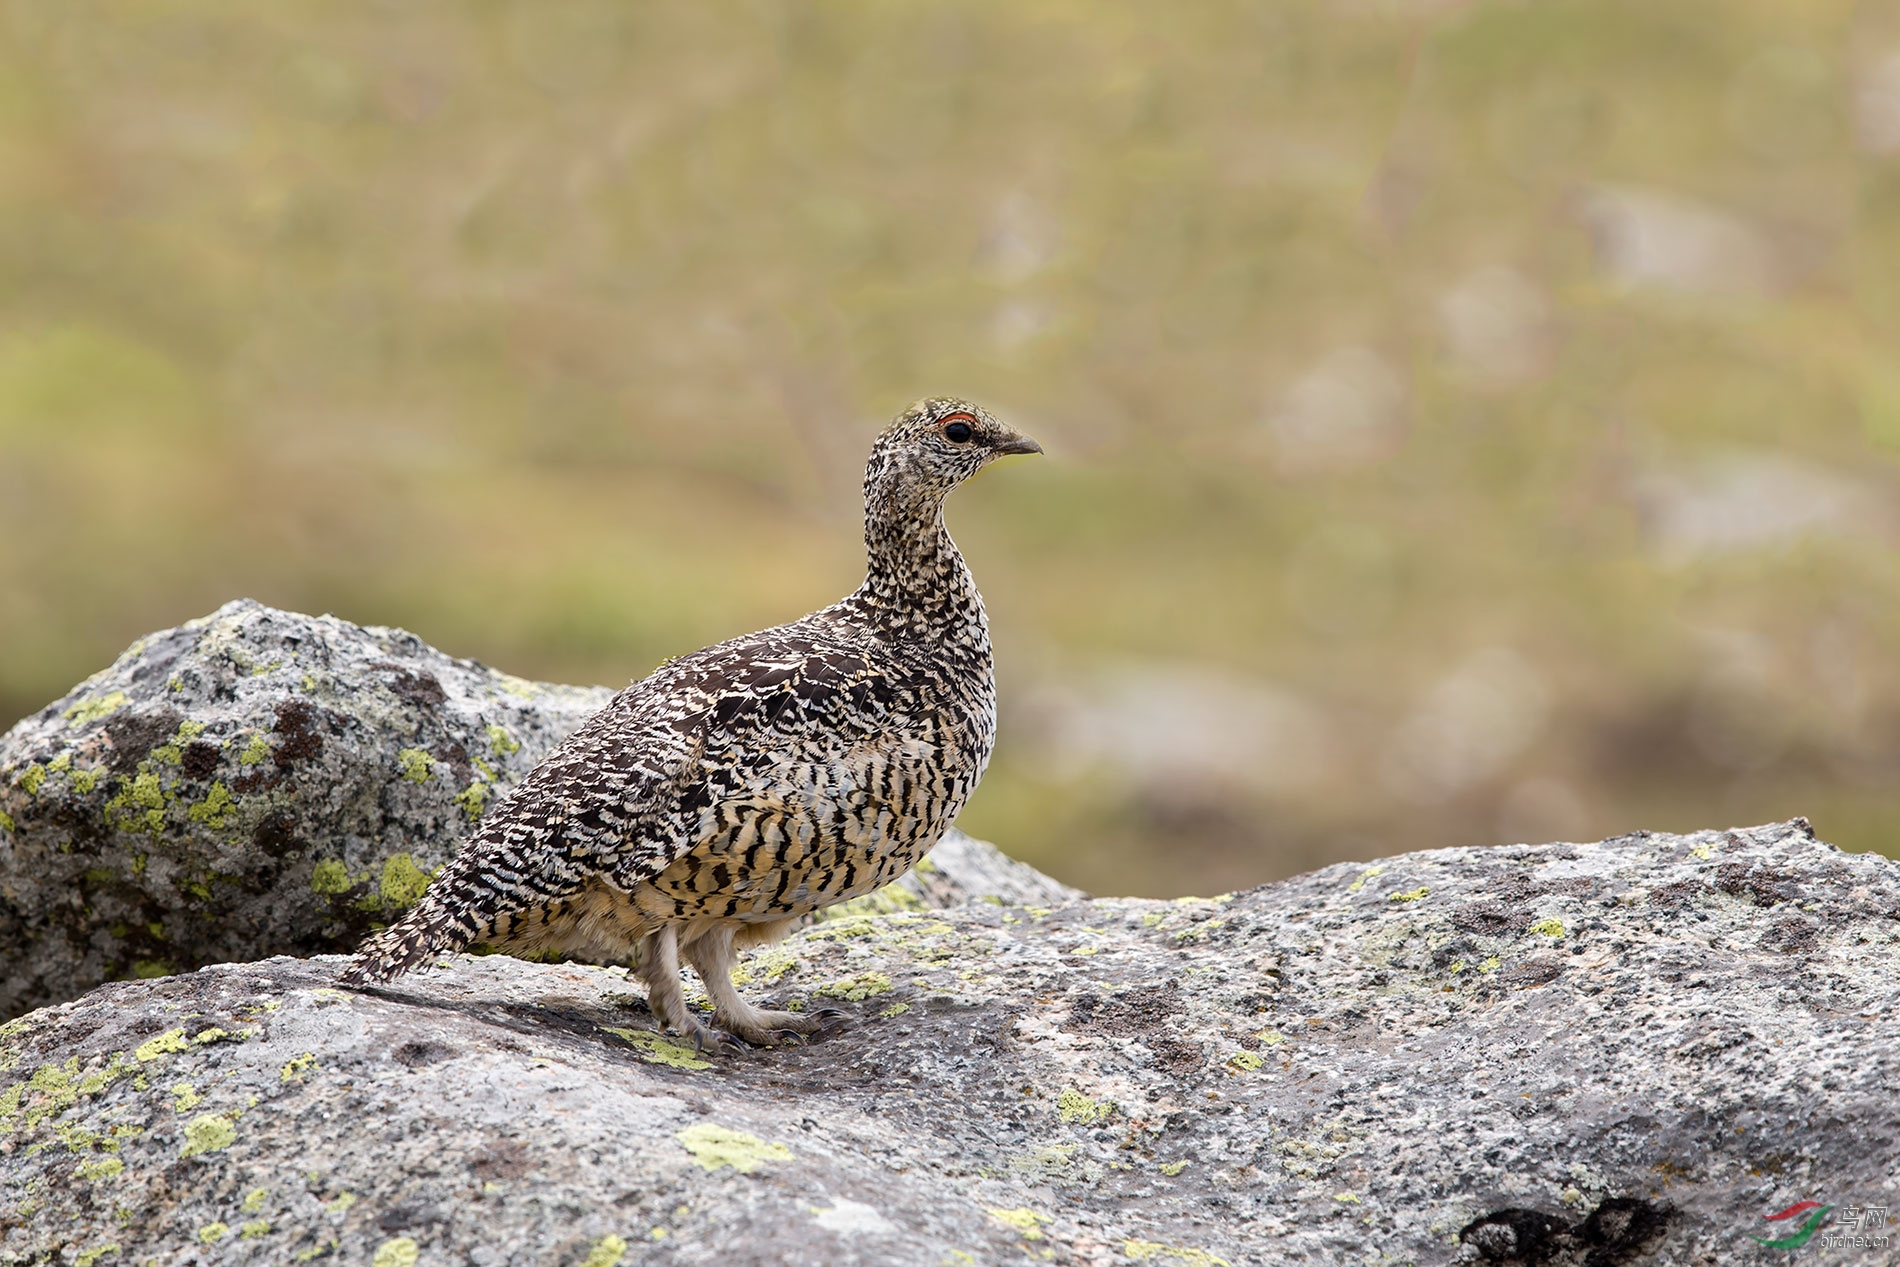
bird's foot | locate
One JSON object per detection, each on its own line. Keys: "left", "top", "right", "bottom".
{"left": 723, "top": 1006, "right": 852, "bottom": 1047}
{"left": 662, "top": 1010, "right": 748, "bottom": 1057}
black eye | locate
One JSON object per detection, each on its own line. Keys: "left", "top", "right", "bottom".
{"left": 944, "top": 421, "right": 973, "bottom": 444}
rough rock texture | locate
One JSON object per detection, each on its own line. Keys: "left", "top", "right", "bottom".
{"left": 3, "top": 819, "right": 1895, "bottom": 1266}
{"left": 0, "top": 603, "right": 1074, "bottom": 1020}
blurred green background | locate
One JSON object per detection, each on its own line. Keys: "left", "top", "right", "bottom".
{"left": 3, "top": 0, "right": 1896, "bottom": 896}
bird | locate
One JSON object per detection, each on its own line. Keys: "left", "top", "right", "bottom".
{"left": 341, "top": 397, "right": 1041, "bottom": 1050}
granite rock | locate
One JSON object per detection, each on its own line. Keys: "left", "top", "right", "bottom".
{"left": 2, "top": 819, "right": 1895, "bottom": 1266}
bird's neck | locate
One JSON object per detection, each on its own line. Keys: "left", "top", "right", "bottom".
{"left": 851, "top": 492, "right": 989, "bottom": 643}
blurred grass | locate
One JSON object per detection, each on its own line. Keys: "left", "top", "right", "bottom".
{"left": 3, "top": 0, "right": 1898, "bottom": 895}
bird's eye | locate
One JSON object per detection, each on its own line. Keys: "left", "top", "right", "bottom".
{"left": 943, "top": 421, "right": 973, "bottom": 444}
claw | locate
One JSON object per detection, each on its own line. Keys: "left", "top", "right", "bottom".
{"left": 769, "top": 1029, "right": 808, "bottom": 1047}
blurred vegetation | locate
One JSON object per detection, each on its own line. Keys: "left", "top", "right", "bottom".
{"left": 3, "top": 0, "right": 1897, "bottom": 896}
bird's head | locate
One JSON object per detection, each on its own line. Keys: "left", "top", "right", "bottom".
{"left": 863, "top": 397, "right": 1042, "bottom": 509}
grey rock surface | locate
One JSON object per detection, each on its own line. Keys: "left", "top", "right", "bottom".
{"left": 4, "top": 819, "right": 1896, "bottom": 1266}
{"left": 0, "top": 602, "right": 1080, "bottom": 1021}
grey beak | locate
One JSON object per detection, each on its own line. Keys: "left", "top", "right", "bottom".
{"left": 993, "top": 433, "right": 1044, "bottom": 457}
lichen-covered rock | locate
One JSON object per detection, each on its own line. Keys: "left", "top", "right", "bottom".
{"left": 0, "top": 600, "right": 615, "bottom": 1019}
{"left": 0, "top": 602, "right": 1080, "bottom": 1021}
{"left": 3, "top": 820, "right": 1894, "bottom": 1266}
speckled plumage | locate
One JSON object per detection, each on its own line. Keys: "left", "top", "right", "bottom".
{"left": 343, "top": 398, "right": 1040, "bottom": 1046}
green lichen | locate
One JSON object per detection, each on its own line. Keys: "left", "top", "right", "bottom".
{"left": 380, "top": 853, "right": 431, "bottom": 908}
{"left": 879, "top": 1001, "right": 910, "bottom": 1018}
{"left": 988, "top": 1208, "right": 1047, "bottom": 1240}
{"left": 134, "top": 1029, "right": 188, "bottom": 1062}
{"left": 1124, "top": 1241, "right": 1229, "bottom": 1266}
{"left": 185, "top": 782, "right": 236, "bottom": 829}
{"left": 1057, "top": 1088, "right": 1113, "bottom": 1125}
{"left": 486, "top": 723, "right": 521, "bottom": 756}
{"left": 71, "top": 767, "right": 97, "bottom": 793}
{"left": 578, "top": 1234, "right": 627, "bottom": 1267}
{"left": 64, "top": 691, "right": 128, "bottom": 725}
{"left": 0, "top": 809, "right": 13, "bottom": 834}
{"left": 198, "top": 1222, "right": 228, "bottom": 1244}
{"left": 104, "top": 771, "right": 166, "bottom": 835}
{"left": 823, "top": 884, "right": 928, "bottom": 917}
{"left": 372, "top": 1239, "right": 419, "bottom": 1267}
{"left": 18, "top": 764, "right": 45, "bottom": 795}
{"left": 496, "top": 675, "right": 538, "bottom": 699}
{"left": 240, "top": 1220, "right": 271, "bottom": 1239}
{"left": 1160, "top": 1161, "right": 1188, "bottom": 1176}
{"left": 281, "top": 1053, "right": 317, "bottom": 1083}
{"left": 171, "top": 1082, "right": 202, "bottom": 1111}
{"left": 604, "top": 1028, "right": 711, "bottom": 1071}
{"left": 76, "top": 1156, "right": 124, "bottom": 1180}
{"left": 1530, "top": 917, "right": 1565, "bottom": 937}
{"left": 674, "top": 1123, "right": 792, "bottom": 1173}
{"left": 1256, "top": 1029, "right": 1285, "bottom": 1046}
{"left": 1346, "top": 865, "right": 1386, "bottom": 893}
{"left": 310, "top": 860, "right": 351, "bottom": 895}
{"left": 1228, "top": 1051, "right": 1265, "bottom": 1071}
{"left": 396, "top": 748, "right": 433, "bottom": 783}
{"left": 814, "top": 971, "right": 892, "bottom": 1001}
{"left": 326, "top": 1192, "right": 358, "bottom": 1213}
{"left": 1479, "top": 956, "right": 1501, "bottom": 973}
{"left": 804, "top": 915, "right": 879, "bottom": 941}
{"left": 243, "top": 1186, "right": 269, "bottom": 1212}
{"left": 237, "top": 733, "right": 271, "bottom": 766}
{"left": 454, "top": 781, "right": 491, "bottom": 821}
{"left": 180, "top": 1114, "right": 236, "bottom": 1157}
{"left": 131, "top": 960, "right": 170, "bottom": 979}
{"left": 74, "top": 1245, "right": 120, "bottom": 1267}
{"left": 1171, "top": 919, "right": 1225, "bottom": 942}
{"left": 730, "top": 948, "right": 798, "bottom": 986}
{"left": 1386, "top": 887, "right": 1429, "bottom": 903}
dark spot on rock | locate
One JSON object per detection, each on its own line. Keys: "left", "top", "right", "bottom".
{"left": 469, "top": 1139, "right": 531, "bottom": 1182}
{"left": 1503, "top": 957, "right": 1565, "bottom": 989}
{"left": 393, "top": 1040, "right": 456, "bottom": 1068}
{"left": 1460, "top": 1207, "right": 1570, "bottom": 1262}
{"left": 1760, "top": 915, "right": 1818, "bottom": 954}
{"left": 179, "top": 742, "right": 220, "bottom": 782}
{"left": 1647, "top": 881, "right": 1701, "bottom": 909}
{"left": 1715, "top": 862, "right": 1794, "bottom": 907}
{"left": 272, "top": 699, "right": 323, "bottom": 767}
{"left": 1433, "top": 937, "right": 1478, "bottom": 968}
{"left": 251, "top": 810, "right": 300, "bottom": 858}
{"left": 230, "top": 767, "right": 283, "bottom": 795}
{"left": 104, "top": 710, "right": 185, "bottom": 775}
{"left": 1454, "top": 901, "right": 1527, "bottom": 936}
{"left": 434, "top": 739, "right": 472, "bottom": 782}
{"left": 1581, "top": 1197, "right": 1673, "bottom": 1266}
{"left": 377, "top": 1202, "right": 446, "bottom": 1232}
{"left": 381, "top": 666, "right": 447, "bottom": 709}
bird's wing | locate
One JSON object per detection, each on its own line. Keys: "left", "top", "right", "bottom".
{"left": 462, "top": 623, "right": 895, "bottom": 897}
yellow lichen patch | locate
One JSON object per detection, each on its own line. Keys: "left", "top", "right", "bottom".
{"left": 1124, "top": 1241, "right": 1229, "bottom": 1266}
{"left": 396, "top": 748, "right": 433, "bottom": 784}
{"left": 1159, "top": 1161, "right": 1188, "bottom": 1176}
{"left": 822, "top": 884, "right": 928, "bottom": 917}
{"left": 674, "top": 1123, "right": 792, "bottom": 1173}
{"left": 134, "top": 1029, "right": 189, "bottom": 1062}
{"left": 237, "top": 733, "right": 272, "bottom": 766}
{"left": 179, "top": 1114, "right": 235, "bottom": 1157}
{"left": 379, "top": 854, "right": 431, "bottom": 908}
{"left": 170, "top": 1082, "right": 202, "bottom": 1111}
{"left": 1056, "top": 1088, "right": 1113, "bottom": 1125}
{"left": 578, "top": 1233, "right": 627, "bottom": 1267}
{"left": 1346, "top": 865, "right": 1386, "bottom": 893}
{"left": 325, "top": 1193, "right": 358, "bottom": 1214}
{"left": 185, "top": 782, "right": 236, "bottom": 828}
{"left": 76, "top": 1156, "right": 124, "bottom": 1180}
{"left": 729, "top": 947, "right": 798, "bottom": 987}
{"left": 242, "top": 1187, "right": 269, "bottom": 1212}
{"left": 878, "top": 1001, "right": 910, "bottom": 1018}
{"left": 1530, "top": 917, "right": 1565, "bottom": 937}
{"left": 1227, "top": 1051, "right": 1264, "bottom": 1071}
{"left": 64, "top": 691, "right": 128, "bottom": 725}
{"left": 1386, "top": 887, "right": 1428, "bottom": 903}
{"left": 372, "top": 1238, "right": 419, "bottom": 1267}
{"left": 813, "top": 972, "right": 892, "bottom": 1001}
{"left": 987, "top": 1207, "right": 1048, "bottom": 1240}
{"left": 239, "top": 1220, "right": 271, "bottom": 1239}
{"left": 604, "top": 1028, "right": 711, "bottom": 1071}
{"left": 486, "top": 723, "right": 521, "bottom": 757}
{"left": 310, "top": 860, "right": 352, "bottom": 896}
{"left": 74, "top": 1245, "right": 119, "bottom": 1267}
{"left": 281, "top": 1053, "right": 318, "bottom": 1083}
{"left": 198, "top": 1222, "right": 229, "bottom": 1244}
{"left": 803, "top": 916, "right": 879, "bottom": 942}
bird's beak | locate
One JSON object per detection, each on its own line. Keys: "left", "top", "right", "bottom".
{"left": 993, "top": 432, "right": 1044, "bottom": 457}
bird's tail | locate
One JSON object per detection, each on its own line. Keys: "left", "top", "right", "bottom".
{"left": 338, "top": 853, "right": 502, "bottom": 987}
